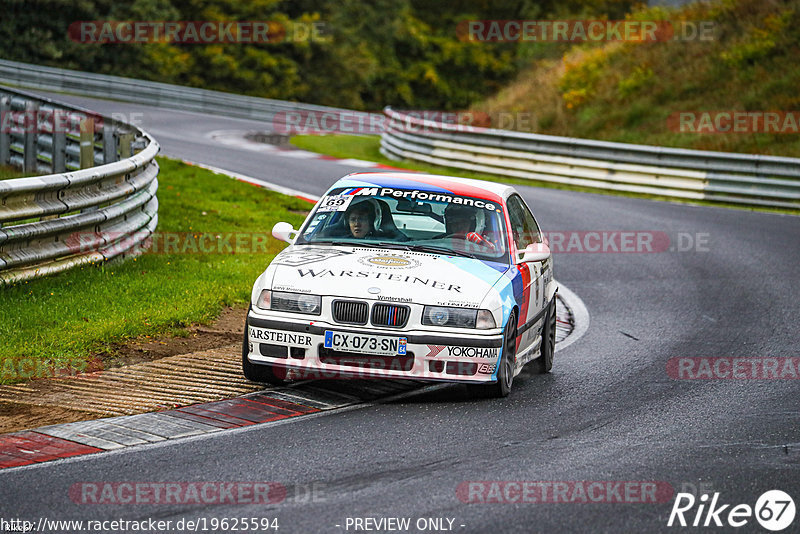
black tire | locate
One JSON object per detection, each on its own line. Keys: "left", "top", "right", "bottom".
{"left": 531, "top": 298, "right": 556, "bottom": 374}
{"left": 470, "top": 311, "right": 516, "bottom": 398}
{"left": 242, "top": 311, "right": 290, "bottom": 385}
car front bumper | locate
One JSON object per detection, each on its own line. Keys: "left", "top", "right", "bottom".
{"left": 245, "top": 310, "right": 505, "bottom": 383}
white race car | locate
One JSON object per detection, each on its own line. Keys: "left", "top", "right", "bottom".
{"left": 244, "top": 172, "right": 556, "bottom": 397}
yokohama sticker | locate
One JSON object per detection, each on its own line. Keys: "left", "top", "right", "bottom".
{"left": 447, "top": 346, "right": 498, "bottom": 358}
{"left": 426, "top": 345, "right": 498, "bottom": 358}
{"left": 426, "top": 345, "right": 447, "bottom": 357}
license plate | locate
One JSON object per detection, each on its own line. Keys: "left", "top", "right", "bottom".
{"left": 324, "top": 331, "right": 407, "bottom": 356}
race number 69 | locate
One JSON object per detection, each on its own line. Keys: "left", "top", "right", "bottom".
{"left": 319, "top": 194, "right": 354, "bottom": 212}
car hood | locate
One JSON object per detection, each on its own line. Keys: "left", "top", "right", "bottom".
{"left": 267, "top": 245, "right": 510, "bottom": 307}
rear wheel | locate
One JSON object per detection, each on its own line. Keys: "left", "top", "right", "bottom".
{"left": 242, "top": 310, "right": 290, "bottom": 385}
{"left": 531, "top": 298, "right": 556, "bottom": 374}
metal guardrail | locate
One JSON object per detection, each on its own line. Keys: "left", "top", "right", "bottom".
{"left": 0, "top": 87, "right": 159, "bottom": 284}
{"left": 380, "top": 108, "right": 800, "bottom": 210}
{"left": 4, "top": 60, "right": 797, "bottom": 210}
{"left": 0, "top": 58, "right": 361, "bottom": 124}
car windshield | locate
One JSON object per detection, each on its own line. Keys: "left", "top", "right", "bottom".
{"left": 295, "top": 186, "right": 509, "bottom": 261}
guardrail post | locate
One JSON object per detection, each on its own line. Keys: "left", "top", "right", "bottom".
{"left": 23, "top": 100, "right": 38, "bottom": 173}
{"left": 118, "top": 132, "right": 133, "bottom": 159}
{"left": 0, "top": 95, "right": 9, "bottom": 166}
{"left": 79, "top": 117, "right": 94, "bottom": 169}
{"left": 103, "top": 121, "right": 117, "bottom": 164}
{"left": 52, "top": 110, "right": 66, "bottom": 173}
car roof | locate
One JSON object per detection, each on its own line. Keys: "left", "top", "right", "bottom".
{"left": 331, "top": 172, "right": 515, "bottom": 203}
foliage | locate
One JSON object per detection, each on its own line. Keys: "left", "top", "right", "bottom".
{"left": 0, "top": 0, "right": 634, "bottom": 110}
{"left": 559, "top": 46, "right": 616, "bottom": 110}
{"left": 617, "top": 65, "right": 653, "bottom": 99}
{"left": 474, "top": 0, "right": 800, "bottom": 157}
{"left": 720, "top": 9, "right": 793, "bottom": 67}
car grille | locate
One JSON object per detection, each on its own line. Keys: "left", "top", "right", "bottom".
{"left": 259, "top": 343, "right": 288, "bottom": 359}
{"left": 332, "top": 300, "right": 368, "bottom": 325}
{"left": 318, "top": 346, "right": 414, "bottom": 371}
{"left": 371, "top": 304, "right": 410, "bottom": 328}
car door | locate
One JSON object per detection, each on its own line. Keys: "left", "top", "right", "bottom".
{"left": 506, "top": 194, "right": 547, "bottom": 354}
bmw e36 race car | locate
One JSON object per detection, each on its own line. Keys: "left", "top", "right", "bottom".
{"left": 243, "top": 172, "right": 556, "bottom": 397}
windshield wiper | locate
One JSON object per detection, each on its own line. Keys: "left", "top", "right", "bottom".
{"left": 404, "top": 244, "right": 478, "bottom": 259}
{"left": 372, "top": 242, "right": 414, "bottom": 251}
{"left": 307, "top": 240, "right": 478, "bottom": 259}
{"left": 308, "top": 240, "right": 372, "bottom": 248}
{"left": 311, "top": 240, "right": 417, "bottom": 252}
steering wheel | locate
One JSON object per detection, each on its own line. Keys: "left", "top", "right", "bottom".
{"left": 443, "top": 231, "right": 497, "bottom": 251}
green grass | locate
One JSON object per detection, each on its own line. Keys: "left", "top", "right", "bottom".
{"left": 290, "top": 134, "right": 798, "bottom": 215}
{"left": 0, "top": 157, "right": 310, "bottom": 384}
{"left": 0, "top": 165, "right": 28, "bottom": 180}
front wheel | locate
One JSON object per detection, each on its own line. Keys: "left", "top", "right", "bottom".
{"left": 242, "top": 311, "right": 290, "bottom": 386}
{"left": 470, "top": 311, "right": 516, "bottom": 398}
{"left": 531, "top": 298, "right": 556, "bottom": 374}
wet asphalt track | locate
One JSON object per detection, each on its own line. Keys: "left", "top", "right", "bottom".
{"left": 1, "top": 91, "right": 799, "bottom": 533}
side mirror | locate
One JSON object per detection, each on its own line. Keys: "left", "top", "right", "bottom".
{"left": 272, "top": 222, "right": 298, "bottom": 244}
{"left": 516, "top": 242, "right": 551, "bottom": 263}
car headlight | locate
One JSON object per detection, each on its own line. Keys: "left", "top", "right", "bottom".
{"left": 476, "top": 310, "right": 497, "bottom": 329}
{"left": 270, "top": 291, "right": 322, "bottom": 315}
{"left": 255, "top": 289, "right": 271, "bottom": 310}
{"left": 422, "top": 306, "right": 495, "bottom": 329}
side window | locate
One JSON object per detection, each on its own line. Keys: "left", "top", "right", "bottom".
{"left": 507, "top": 195, "right": 541, "bottom": 250}
{"left": 507, "top": 198, "right": 525, "bottom": 251}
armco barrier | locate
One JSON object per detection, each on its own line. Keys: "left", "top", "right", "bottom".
{"left": 0, "top": 58, "right": 364, "bottom": 124}
{"left": 380, "top": 108, "right": 800, "bottom": 210}
{"left": 0, "top": 87, "right": 159, "bottom": 284}
{"left": 4, "top": 59, "right": 797, "bottom": 210}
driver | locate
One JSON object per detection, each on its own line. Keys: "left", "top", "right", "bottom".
{"left": 442, "top": 204, "right": 496, "bottom": 251}
{"left": 444, "top": 204, "right": 477, "bottom": 235}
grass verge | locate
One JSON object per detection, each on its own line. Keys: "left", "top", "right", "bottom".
{"left": 290, "top": 134, "right": 798, "bottom": 215}
{"left": 474, "top": 0, "right": 800, "bottom": 159}
{"left": 0, "top": 165, "right": 28, "bottom": 180}
{"left": 0, "top": 157, "right": 310, "bottom": 384}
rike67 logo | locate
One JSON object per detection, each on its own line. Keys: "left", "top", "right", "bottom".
{"left": 668, "top": 490, "right": 795, "bottom": 531}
